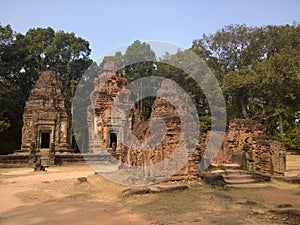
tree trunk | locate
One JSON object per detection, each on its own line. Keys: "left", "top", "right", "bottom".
{"left": 240, "top": 97, "right": 249, "bottom": 118}
{"left": 278, "top": 114, "right": 284, "bottom": 134}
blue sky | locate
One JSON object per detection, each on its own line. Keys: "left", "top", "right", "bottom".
{"left": 1, "top": 0, "right": 300, "bottom": 60}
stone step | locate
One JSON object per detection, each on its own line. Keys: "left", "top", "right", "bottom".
{"left": 224, "top": 179, "right": 256, "bottom": 185}
{"left": 223, "top": 174, "right": 252, "bottom": 180}
{"left": 225, "top": 169, "right": 250, "bottom": 174}
{"left": 210, "top": 169, "right": 227, "bottom": 174}
{"left": 211, "top": 163, "right": 241, "bottom": 170}
{"left": 41, "top": 159, "right": 50, "bottom": 166}
{"left": 211, "top": 169, "right": 251, "bottom": 176}
{"left": 226, "top": 183, "right": 268, "bottom": 189}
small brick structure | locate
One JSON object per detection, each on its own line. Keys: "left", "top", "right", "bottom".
{"left": 213, "top": 119, "right": 286, "bottom": 175}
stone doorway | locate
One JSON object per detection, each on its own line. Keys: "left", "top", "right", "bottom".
{"left": 40, "top": 132, "right": 50, "bottom": 149}
{"left": 109, "top": 133, "right": 117, "bottom": 149}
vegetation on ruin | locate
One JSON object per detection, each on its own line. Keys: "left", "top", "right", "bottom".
{"left": 1, "top": 23, "right": 300, "bottom": 153}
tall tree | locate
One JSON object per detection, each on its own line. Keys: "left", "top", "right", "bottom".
{"left": 252, "top": 25, "right": 300, "bottom": 135}
{"left": 0, "top": 24, "right": 27, "bottom": 153}
{"left": 123, "top": 41, "right": 157, "bottom": 119}
{"left": 192, "top": 24, "right": 263, "bottom": 120}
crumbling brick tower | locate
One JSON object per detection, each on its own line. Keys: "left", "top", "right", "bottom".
{"left": 87, "top": 61, "right": 138, "bottom": 154}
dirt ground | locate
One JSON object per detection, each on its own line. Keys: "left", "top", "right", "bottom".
{"left": 0, "top": 164, "right": 300, "bottom": 225}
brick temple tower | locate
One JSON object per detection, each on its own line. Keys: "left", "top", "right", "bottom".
{"left": 21, "top": 70, "right": 72, "bottom": 165}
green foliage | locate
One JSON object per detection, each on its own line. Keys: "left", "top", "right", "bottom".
{"left": 274, "top": 126, "right": 300, "bottom": 152}
{"left": 157, "top": 52, "right": 212, "bottom": 131}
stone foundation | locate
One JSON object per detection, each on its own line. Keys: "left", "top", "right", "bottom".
{"left": 0, "top": 153, "right": 118, "bottom": 168}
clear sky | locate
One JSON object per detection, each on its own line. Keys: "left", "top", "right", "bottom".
{"left": 1, "top": 0, "right": 300, "bottom": 60}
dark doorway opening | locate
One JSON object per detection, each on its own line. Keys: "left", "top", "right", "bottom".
{"left": 109, "top": 133, "right": 117, "bottom": 148}
{"left": 41, "top": 132, "right": 50, "bottom": 148}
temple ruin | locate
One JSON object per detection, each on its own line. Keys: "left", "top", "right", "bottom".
{"left": 20, "top": 70, "right": 72, "bottom": 165}
{"left": 0, "top": 62, "right": 286, "bottom": 179}
{"left": 87, "top": 62, "right": 286, "bottom": 180}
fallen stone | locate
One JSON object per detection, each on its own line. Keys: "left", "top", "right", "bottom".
{"left": 237, "top": 200, "right": 258, "bottom": 206}
{"left": 269, "top": 208, "right": 300, "bottom": 217}
{"left": 150, "top": 184, "right": 190, "bottom": 193}
{"left": 202, "top": 173, "right": 226, "bottom": 187}
{"left": 269, "top": 208, "right": 300, "bottom": 224}
{"left": 77, "top": 177, "right": 88, "bottom": 184}
{"left": 148, "top": 186, "right": 162, "bottom": 193}
{"left": 122, "top": 187, "right": 150, "bottom": 196}
{"left": 277, "top": 203, "right": 294, "bottom": 208}
{"left": 42, "top": 181, "right": 51, "bottom": 184}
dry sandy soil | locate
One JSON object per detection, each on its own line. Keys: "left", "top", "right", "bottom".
{"left": 0, "top": 164, "right": 300, "bottom": 225}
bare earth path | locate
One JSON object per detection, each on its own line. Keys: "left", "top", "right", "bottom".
{"left": 0, "top": 165, "right": 150, "bottom": 225}
{"left": 0, "top": 164, "right": 300, "bottom": 225}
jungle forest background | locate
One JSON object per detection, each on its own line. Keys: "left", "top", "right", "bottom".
{"left": 1, "top": 23, "right": 300, "bottom": 154}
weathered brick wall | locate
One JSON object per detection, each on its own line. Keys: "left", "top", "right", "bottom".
{"left": 213, "top": 119, "right": 286, "bottom": 175}
{"left": 119, "top": 80, "right": 203, "bottom": 181}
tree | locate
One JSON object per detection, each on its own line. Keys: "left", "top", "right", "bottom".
{"left": 0, "top": 24, "right": 24, "bottom": 153}
{"left": 252, "top": 25, "right": 300, "bottom": 135}
{"left": 192, "top": 24, "right": 263, "bottom": 120}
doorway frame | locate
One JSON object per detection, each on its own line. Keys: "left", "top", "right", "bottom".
{"left": 38, "top": 129, "right": 52, "bottom": 149}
